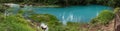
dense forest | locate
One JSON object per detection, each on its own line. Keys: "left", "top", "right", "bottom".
{"left": 0, "top": 0, "right": 120, "bottom": 7}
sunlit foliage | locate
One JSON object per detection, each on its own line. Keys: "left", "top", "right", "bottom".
{"left": 0, "top": 13, "right": 36, "bottom": 31}
{"left": 90, "top": 10, "right": 115, "bottom": 25}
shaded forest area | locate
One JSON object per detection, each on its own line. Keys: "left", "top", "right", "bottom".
{"left": 0, "top": 0, "right": 120, "bottom": 7}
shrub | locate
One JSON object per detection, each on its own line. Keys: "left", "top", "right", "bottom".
{"left": 29, "top": 14, "right": 63, "bottom": 31}
{"left": 0, "top": 5, "right": 7, "bottom": 13}
{"left": 29, "top": 14, "right": 59, "bottom": 23}
{"left": 90, "top": 10, "right": 115, "bottom": 25}
{"left": 114, "top": 7, "right": 120, "bottom": 13}
{"left": 0, "top": 14, "right": 36, "bottom": 31}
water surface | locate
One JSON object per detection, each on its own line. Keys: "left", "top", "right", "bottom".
{"left": 21, "top": 5, "right": 113, "bottom": 24}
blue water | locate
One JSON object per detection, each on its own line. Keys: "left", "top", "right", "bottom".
{"left": 21, "top": 5, "right": 113, "bottom": 24}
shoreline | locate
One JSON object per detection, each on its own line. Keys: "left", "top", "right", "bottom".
{"left": 3, "top": 3, "right": 62, "bottom": 8}
{"left": 2, "top": 3, "right": 118, "bottom": 8}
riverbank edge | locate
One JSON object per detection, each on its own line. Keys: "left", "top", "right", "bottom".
{"left": 1, "top": 3, "right": 62, "bottom": 8}
{"left": 2, "top": 3, "right": 117, "bottom": 8}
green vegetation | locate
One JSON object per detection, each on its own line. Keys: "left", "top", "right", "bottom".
{"left": 0, "top": 4, "right": 7, "bottom": 13}
{"left": 0, "top": 5, "right": 82, "bottom": 31}
{"left": 29, "top": 14, "right": 82, "bottom": 31}
{"left": 0, "top": 5, "right": 116, "bottom": 31}
{"left": 114, "top": 7, "right": 120, "bottom": 13}
{"left": 90, "top": 10, "right": 115, "bottom": 26}
{"left": 0, "top": 0, "right": 120, "bottom": 7}
{"left": 29, "top": 14, "right": 63, "bottom": 31}
{"left": 0, "top": 5, "right": 40, "bottom": 31}
{"left": 0, "top": 6, "right": 82, "bottom": 31}
{"left": 29, "top": 14, "right": 59, "bottom": 22}
{"left": 66, "top": 22, "right": 81, "bottom": 31}
{"left": 0, "top": 14, "right": 37, "bottom": 31}
{"left": 0, "top": 0, "right": 118, "bottom": 31}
